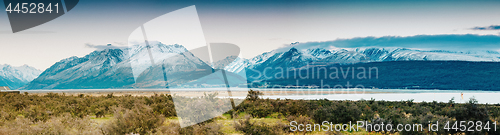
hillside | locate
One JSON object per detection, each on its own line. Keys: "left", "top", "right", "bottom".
{"left": 0, "top": 64, "right": 41, "bottom": 89}
{"left": 262, "top": 61, "right": 500, "bottom": 91}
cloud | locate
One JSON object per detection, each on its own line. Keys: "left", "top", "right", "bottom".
{"left": 276, "top": 34, "right": 500, "bottom": 52}
{"left": 84, "top": 43, "right": 128, "bottom": 50}
{"left": 470, "top": 25, "right": 500, "bottom": 30}
{"left": 113, "top": 42, "right": 126, "bottom": 45}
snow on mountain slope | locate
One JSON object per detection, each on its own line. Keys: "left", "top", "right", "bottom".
{"left": 355, "top": 48, "right": 500, "bottom": 62}
{"left": 0, "top": 64, "right": 41, "bottom": 89}
{"left": 22, "top": 42, "right": 218, "bottom": 89}
{"left": 222, "top": 57, "right": 247, "bottom": 73}
{"left": 22, "top": 48, "right": 134, "bottom": 89}
{"left": 0, "top": 64, "right": 41, "bottom": 82}
{"left": 251, "top": 46, "right": 500, "bottom": 67}
{"left": 127, "top": 41, "right": 190, "bottom": 80}
{"left": 225, "top": 44, "right": 500, "bottom": 79}
{"left": 17, "top": 40, "right": 500, "bottom": 89}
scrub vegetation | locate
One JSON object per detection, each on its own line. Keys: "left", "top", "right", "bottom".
{"left": 0, "top": 90, "right": 499, "bottom": 135}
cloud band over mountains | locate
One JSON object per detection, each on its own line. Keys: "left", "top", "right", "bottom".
{"left": 85, "top": 43, "right": 128, "bottom": 50}
{"left": 471, "top": 25, "right": 500, "bottom": 30}
{"left": 285, "top": 34, "right": 500, "bottom": 51}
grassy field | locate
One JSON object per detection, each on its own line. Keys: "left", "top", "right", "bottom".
{"left": 85, "top": 113, "right": 377, "bottom": 135}
{"left": 0, "top": 90, "right": 499, "bottom": 135}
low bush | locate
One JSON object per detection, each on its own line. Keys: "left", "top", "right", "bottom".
{"left": 102, "top": 103, "right": 165, "bottom": 135}
{"left": 0, "top": 113, "right": 100, "bottom": 135}
{"left": 234, "top": 115, "right": 286, "bottom": 135}
{"left": 0, "top": 90, "right": 498, "bottom": 135}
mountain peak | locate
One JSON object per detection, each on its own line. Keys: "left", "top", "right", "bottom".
{"left": 22, "top": 42, "right": 213, "bottom": 90}
{"left": 288, "top": 47, "right": 299, "bottom": 52}
{"left": 240, "top": 46, "right": 500, "bottom": 80}
{"left": 307, "top": 48, "right": 332, "bottom": 58}
{"left": 0, "top": 64, "right": 42, "bottom": 89}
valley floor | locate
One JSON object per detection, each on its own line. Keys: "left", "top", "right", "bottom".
{"left": 0, "top": 90, "right": 498, "bottom": 135}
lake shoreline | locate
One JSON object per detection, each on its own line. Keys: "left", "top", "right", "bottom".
{"left": 17, "top": 88, "right": 500, "bottom": 104}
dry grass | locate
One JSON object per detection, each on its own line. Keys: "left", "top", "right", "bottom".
{"left": 0, "top": 113, "right": 382, "bottom": 135}
{"left": 0, "top": 114, "right": 101, "bottom": 135}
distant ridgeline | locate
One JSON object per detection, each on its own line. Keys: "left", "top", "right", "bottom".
{"left": 18, "top": 44, "right": 500, "bottom": 90}
{"left": 251, "top": 61, "right": 500, "bottom": 91}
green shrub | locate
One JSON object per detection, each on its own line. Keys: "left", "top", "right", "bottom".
{"left": 234, "top": 115, "right": 284, "bottom": 135}
{"left": 0, "top": 91, "right": 498, "bottom": 135}
{"left": 0, "top": 110, "right": 16, "bottom": 126}
{"left": 23, "top": 105, "right": 50, "bottom": 122}
{"left": 312, "top": 101, "right": 362, "bottom": 124}
{"left": 246, "top": 89, "right": 263, "bottom": 101}
{"left": 0, "top": 114, "right": 101, "bottom": 135}
{"left": 102, "top": 103, "right": 165, "bottom": 135}
{"left": 152, "top": 120, "right": 223, "bottom": 135}
{"left": 286, "top": 115, "right": 313, "bottom": 133}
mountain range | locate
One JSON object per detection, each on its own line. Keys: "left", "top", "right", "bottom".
{"left": 222, "top": 45, "right": 500, "bottom": 80}
{"left": 0, "top": 64, "right": 41, "bottom": 89}
{"left": 20, "top": 42, "right": 246, "bottom": 90}
{"left": 4, "top": 41, "right": 500, "bottom": 90}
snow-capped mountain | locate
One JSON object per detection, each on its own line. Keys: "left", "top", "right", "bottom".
{"left": 219, "top": 57, "right": 247, "bottom": 74}
{"left": 222, "top": 43, "right": 500, "bottom": 80}
{"left": 0, "top": 64, "right": 41, "bottom": 89}
{"left": 17, "top": 40, "right": 500, "bottom": 89}
{"left": 212, "top": 56, "right": 238, "bottom": 69}
{"left": 22, "top": 42, "right": 244, "bottom": 90}
{"left": 22, "top": 48, "right": 134, "bottom": 89}
{"left": 126, "top": 41, "right": 191, "bottom": 81}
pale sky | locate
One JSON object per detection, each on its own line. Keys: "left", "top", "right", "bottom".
{"left": 1, "top": 0, "right": 500, "bottom": 70}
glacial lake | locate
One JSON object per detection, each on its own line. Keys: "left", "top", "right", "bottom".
{"left": 258, "top": 92, "right": 500, "bottom": 104}
{"left": 20, "top": 88, "right": 500, "bottom": 104}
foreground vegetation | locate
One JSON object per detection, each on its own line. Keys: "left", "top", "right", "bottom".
{"left": 0, "top": 90, "right": 499, "bottom": 135}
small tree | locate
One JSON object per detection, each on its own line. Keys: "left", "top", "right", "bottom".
{"left": 246, "top": 89, "right": 263, "bottom": 101}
